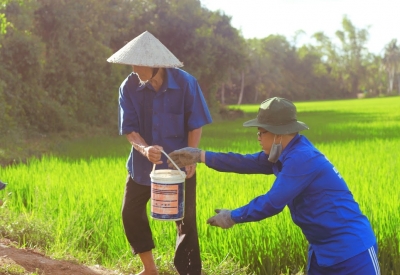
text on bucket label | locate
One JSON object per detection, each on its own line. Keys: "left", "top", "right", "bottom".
{"left": 151, "top": 183, "right": 179, "bottom": 215}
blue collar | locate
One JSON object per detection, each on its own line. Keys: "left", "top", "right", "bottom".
{"left": 279, "top": 133, "right": 301, "bottom": 161}
{"left": 136, "top": 68, "right": 180, "bottom": 92}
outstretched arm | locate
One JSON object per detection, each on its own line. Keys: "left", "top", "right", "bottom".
{"left": 168, "top": 149, "right": 272, "bottom": 175}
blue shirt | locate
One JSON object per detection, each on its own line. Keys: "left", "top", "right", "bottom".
{"left": 119, "top": 68, "right": 212, "bottom": 185}
{"left": 205, "top": 134, "right": 376, "bottom": 266}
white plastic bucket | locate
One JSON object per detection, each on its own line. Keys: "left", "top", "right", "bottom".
{"left": 150, "top": 169, "right": 186, "bottom": 221}
{"left": 149, "top": 150, "right": 186, "bottom": 221}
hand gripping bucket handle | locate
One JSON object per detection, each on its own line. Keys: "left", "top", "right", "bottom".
{"left": 151, "top": 150, "right": 186, "bottom": 179}
{"left": 150, "top": 150, "right": 186, "bottom": 221}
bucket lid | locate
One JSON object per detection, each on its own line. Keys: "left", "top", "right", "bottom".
{"left": 150, "top": 169, "right": 186, "bottom": 182}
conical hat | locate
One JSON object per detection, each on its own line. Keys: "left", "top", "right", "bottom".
{"left": 107, "top": 31, "right": 183, "bottom": 67}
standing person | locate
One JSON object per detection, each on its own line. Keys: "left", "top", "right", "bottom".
{"left": 107, "top": 31, "right": 212, "bottom": 275}
{"left": 167, "top": 97, "right": 380, "bottom": 275}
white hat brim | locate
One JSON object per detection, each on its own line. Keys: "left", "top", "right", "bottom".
{"left": 107, "top": 31, "right": 183, "bottom": 67}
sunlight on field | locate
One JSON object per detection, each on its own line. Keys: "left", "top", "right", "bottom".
{"left": 1, "top": 97, "right": 400, "bottom": 274}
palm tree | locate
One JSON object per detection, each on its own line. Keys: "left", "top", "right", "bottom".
{"left": 382, "top": 39, "right": 400, "bottom": 94}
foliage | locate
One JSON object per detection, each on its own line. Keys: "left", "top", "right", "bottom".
{"left": 242, "top": 35, "right": 338, "bottom": 102}
{"left": 0, "top": 208, "right": 54, "bottom": 249}
{"left": 382, "top": 39, "right": 400, "bottom": 94}
{"left": 0, "top": 0, "right": 399, "bottom": 162}
{"left": 1, "top": 1, "right": 47, "bottom": 132}
{"left": 0, "top": 0, "right": 13, "bottom": 35}
{"left": 125, "top": 0, "right": 247, "bottom": 111}
{"left": 311, "top": 16, "right": 372, "bottom": 98}
{"left": 0, "top": 0, "right": 248, "bottom": 142}
{"left": 0, "top": 263, "right": 35, "bottom": 275}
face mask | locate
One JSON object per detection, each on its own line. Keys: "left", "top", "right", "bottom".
{"left": 268, "top": 136, "right": 282, "bottom": 163}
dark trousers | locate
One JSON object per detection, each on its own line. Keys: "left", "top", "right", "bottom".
{"left": 122, "top": 174, "right": 201, "bottom": 275}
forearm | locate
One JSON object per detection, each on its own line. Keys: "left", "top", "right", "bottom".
{"left": 126, "top": 131, "right": 148, "bottom": 156}
{"left": 200, "top": 150, "right": 206, "bottom": 163}
{"left": 204, "top": 151, "right": 272, "bottom": 174}
{"left": 231, "top": 194, "right": 284, "bottom": 223}
{"left": 126, "top": 131, "right": 163, "bottom": 164}
{"left": 188, "top": 127, "right": 202, "bottom": 148}
{"left": 188, "top": 128, "right": 207, "bottom": 163}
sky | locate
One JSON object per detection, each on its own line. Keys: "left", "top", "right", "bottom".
{"left": 200, "top": 0, "right": 400, "bottom": 55}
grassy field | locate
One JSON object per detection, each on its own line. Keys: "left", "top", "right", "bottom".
{"left": 0, "top": 97, "right": 399, "bottom": 274}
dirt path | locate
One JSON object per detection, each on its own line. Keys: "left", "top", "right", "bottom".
{"left": 0, "top": 238, "right": 119, "bottom": 275}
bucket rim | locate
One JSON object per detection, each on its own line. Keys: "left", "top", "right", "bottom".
{"left": 150, "top": 168, "right": 186, "bottom": 180}
{"left": 150, "top": 169, "right": 186, "bottom": 182}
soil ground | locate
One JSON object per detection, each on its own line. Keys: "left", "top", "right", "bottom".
{"left": 0, "top": 238, "right": 120, "bottom": 275}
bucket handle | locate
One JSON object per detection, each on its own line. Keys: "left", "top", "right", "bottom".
{"left": 152, "top": 149, "right": 186, "bottom": 180}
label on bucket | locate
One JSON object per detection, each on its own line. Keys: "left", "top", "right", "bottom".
{"left": 151, "top": 183, "right": 179, "bottom": 215}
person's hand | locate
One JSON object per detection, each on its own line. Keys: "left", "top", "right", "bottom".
{"left": 167, "top": 147, "right": 201, "bottom": 168}
{"left": 185, "top": 164, "right": 196, "bottom": 179}
{"left": 207, "top": 209, "right": 235, "bottom": 229}
{"left": 144, "top": 145, "right": 163, "bottom": 165}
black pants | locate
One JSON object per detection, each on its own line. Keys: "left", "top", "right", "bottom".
{"left": 122, "top": 174, "right": 201, "bottom": 275}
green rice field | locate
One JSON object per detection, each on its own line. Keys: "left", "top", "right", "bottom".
{"left": 0, "top": 97, "right": 399, "bottom": 274}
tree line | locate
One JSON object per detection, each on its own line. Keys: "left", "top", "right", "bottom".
{"left": 0, "top": 0, "right": 399, "bottom": 137}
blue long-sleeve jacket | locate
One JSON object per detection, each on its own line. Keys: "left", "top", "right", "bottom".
{"left": 205, "top": 134, "right": 376, "bottom": 266}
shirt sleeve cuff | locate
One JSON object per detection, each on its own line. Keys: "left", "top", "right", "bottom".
{"left": 230, "top": 209, "right": 245, "bottom": 224}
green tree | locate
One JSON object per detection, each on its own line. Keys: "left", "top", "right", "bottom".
{"left": 335, "top": 15, "right": 370, "bottom": 95}
{"left": 362, "top": 54, "right": 385, "bottom": 96}
{"left": 0, "top": 0, "right": 12, "bottom": 35}
{"left": 295, "top": 44, "right": 339, "bottom": 99}
{"left": 0, "top": 0, "right": 48, "bottom": 132}
{"left": 313, "top": 31, "right": 348, "bottom": 96}
{"left": 312, "top": 16, "right": 371, "bottom": 97}
{"left": 33, "top": 0, "right": 124, "bottom": 128}
{"left": 244, "top": 35, "right": 316, "bottom": 102}
{"left": 382, "top": 39, "right": 400, "bottom": 94}
{"left": 119, "top": 0, "right": 247, "bottom": 112}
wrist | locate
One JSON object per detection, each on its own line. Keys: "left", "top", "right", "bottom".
{"left": 200, "top": 150, "right": 206, "bottom": 163}
{"left": 132, "top": 143, "right": 146, "bottom": 156}
{"left": 229, "top": 210, "right": 239, "bottom": 224}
